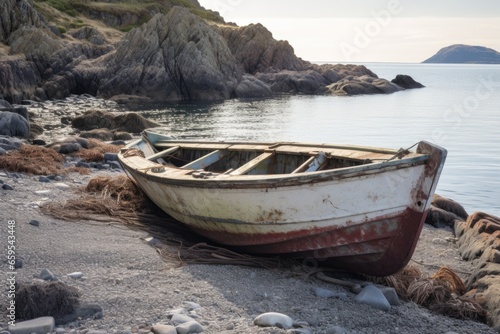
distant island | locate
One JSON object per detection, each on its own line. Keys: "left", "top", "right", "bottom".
{"left": 423, "top": 44, "right": 500, "bottom": 64}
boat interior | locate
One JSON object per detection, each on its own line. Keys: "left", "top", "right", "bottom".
{"left": 144, "top": 140, "right": 406, "bottom": 176}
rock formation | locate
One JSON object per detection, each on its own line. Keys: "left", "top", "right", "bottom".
{"left": 97, "top": 7, "right": 266, "bottom": 101}
{"left": 0, "top": 0, "right": 424, "bottom": 104}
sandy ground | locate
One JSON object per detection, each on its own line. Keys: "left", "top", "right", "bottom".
{"left": 0, "top": 169, "right": 496, "bottom": 334}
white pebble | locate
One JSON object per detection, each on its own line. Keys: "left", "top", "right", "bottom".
{"left": 253, "top": 312, "right": 294, "bottom": 329}
{"left": 67, "top": 272, "right": 84, "bottom": 279}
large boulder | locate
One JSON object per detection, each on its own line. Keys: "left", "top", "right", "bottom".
{"left": 327, "top": 75, "right": 402, "bottom": 96}
{"left": 391, "top": 74, "right": 425, "bottom": 89}
{"left": 0, "top": 111, "right": 30, "bottom": 137}
{"left": 72, "top": 110, "right": 160, "bottom": 134}
{"left": 215, "top": 23, "right": 307, "bottom": 74}
{"left": 98, "top": 7, "right": 249, "bottom": 101}
{"left": 255, "top": 70, "right": 329, "bottom": 95}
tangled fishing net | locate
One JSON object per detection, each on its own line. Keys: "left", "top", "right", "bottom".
{"left": 41, "top": 175, "right": 280, "bottom": 269}
{"left": 369, "top": 265, "right": 486, "bottom": 321}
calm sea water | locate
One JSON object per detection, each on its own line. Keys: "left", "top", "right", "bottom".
{"left": 139, "top": 63, "right": 500, "bottom": 216}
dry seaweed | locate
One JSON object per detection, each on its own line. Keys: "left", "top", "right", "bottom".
{"left": 0, "top": 145, "right": 65, "bottom": 175}
{"left": 15, "top": 281, "right": 80, "bottom": 320}
{"left": 71, "top": 138, "right": 122, "bottom": 162}
{"left": 431, "top": 266, "right": 467, "bottom": 295}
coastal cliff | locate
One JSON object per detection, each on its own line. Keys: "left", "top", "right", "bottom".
{"left": 0, "top": 0, "right": 421, "bottom": 104}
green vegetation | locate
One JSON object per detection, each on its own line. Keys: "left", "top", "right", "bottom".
{"left": 32, "top": 0, "right": 224, "bottom": 32}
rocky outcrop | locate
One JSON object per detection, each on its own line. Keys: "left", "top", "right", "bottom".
{"left": 424, "top": 195, "right": 500, "bottom": 330}
{"left": 0, "top": 2, "right": 424, "bottom": 103}
{"left": 97, "top": 7, "right": 261, "bottom": 101}
{"left": 0, "top": 0, "right": 47, "bottom": 43}
{"left": 327, "top": 75, "right": 402, "bottom": 96}
{"left": 215, "top": 23, "right": 306, "bottom": 74}
{"left": 391, "top": 75, "right": 425, "bottom": 89}
{"left": 455, "top": 212, "right": 500, "bottom": 331}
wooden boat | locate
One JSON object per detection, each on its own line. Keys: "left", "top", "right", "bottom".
{"left": 118, "top": 130, "right": 447, "bottom": 276}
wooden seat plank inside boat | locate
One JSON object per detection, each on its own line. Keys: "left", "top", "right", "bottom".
{"left": 181, "top": 150, "right": 229, "bottom": 170}
{"left": 229, "top": 152, "right": 274, "bottom": 175}
{"left": 292, "top": 152, "right": 327, "bottom": 173}
{"left": 147, "top": 146, "right": 180, "bottom": 162}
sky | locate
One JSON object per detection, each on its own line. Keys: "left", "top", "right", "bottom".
{"left": 197, "top": 0, "right": 500, "bottom": 63}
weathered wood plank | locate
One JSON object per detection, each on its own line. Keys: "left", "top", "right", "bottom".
{"left": 229, "top": 152, "right": 274, "bottom": 175}
{"left": 181, "top": 150, "right": 229, "bottom": 170}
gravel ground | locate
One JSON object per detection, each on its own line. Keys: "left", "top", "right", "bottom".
{"left": 0, "top": 169, "right": 496, "bottom": 334}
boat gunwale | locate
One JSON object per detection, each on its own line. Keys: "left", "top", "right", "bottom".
{"left": 118, "top": 131, "right": 431, "bottom": 189}
{"left": 120, "top": 153, "right": 429, "bottom": 189}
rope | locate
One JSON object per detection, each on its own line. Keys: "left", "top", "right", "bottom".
{"left": 122, "top": 148, "right": 145, "bottom": 158}
{"left": 385, "top": 142, "right": 419, "bottom": 162}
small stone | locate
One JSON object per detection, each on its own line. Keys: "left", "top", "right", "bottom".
{"left": 76, "top": 161, "right": 91, "bottom": 168}
{"left": 175, "top": 320, "right": 204, "bottom": 334}
{"left": 183, "top": 301, "right": 201, "bottom": 311}
{"left": 35, "top": 189, "right": 52, "bottom": 195}
{"left": 171, "top": 313, "right": 196, "bottom": 325}
{"left": 313, "top": 287, "right": 348, "bottom": 300}
{"left": 67, "top": 272, "right": 84, "bottom": 279}
{"left": 355, "top": 284, "right": 391, "bottom": 312}
{"left": 167, "top": 308, "right": 186, "bottom": 318}
{"left": 326, "top": 325, "right": 348, "bottom": 334}
{"left": 39, "top": 176, "right": 50, "bottom": 183}
{"left": 39, "top": 268, "right": 57, "bottom": 281}
{"left": 8, "top": 316, "right": 55, "bottom": 334}
{"left": 15, "top": 258, "right": 23, "bottom": 268}
{"left": 110, "top": 140, "right": 127, "bottom": 146}
{"left": 289, "top": 328, "right": 312, "bottom": 334}
{"left": 54, "top": 183, "right": 70, "bottom": 190}
{"left": 54, "top": 176, "right": 63, "bottom": 181}
{"left": 104, "top": 152, "right": 119, "bottom": 161}
{"left": 55, "top": 327, "right": 66, "bottom": 334}
{"left": 151, "top": 324, "right": 177, "bottom": 334}
{"left": 2, "top": 184, "right": 14, "bottom": 190}
{"left": 253, "top": 312, "right": 294, "bottom": 329}
{"left": 32, "top": 139, "right": 47, "bottom": 146}
{"left": 145, "top": 237, "right": 164, "bottom": 248}
{"left": 55, "top": 303, "right": 103, "bottom": 324}
{"left": 108, "top": 161, "right": 122, "bottom": 169}
{"left": 29, "top": 219, "right": 40, "bottom": 227}
{"left": 378, "top": 286, "right": 400, "bottom": 306}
